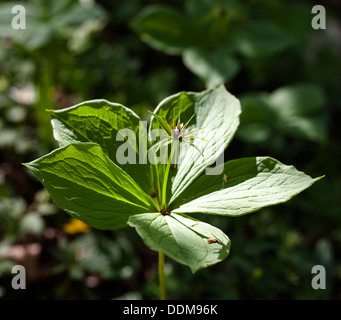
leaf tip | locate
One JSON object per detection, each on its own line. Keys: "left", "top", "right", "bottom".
{"left": 22, "top": 161, "right": 36, "bottom": 172}
{"left": 22, "top": 162, "right": 32, "bottom": 168}
{"left": 316, "top": 175, "right": 326, "bottom": 182}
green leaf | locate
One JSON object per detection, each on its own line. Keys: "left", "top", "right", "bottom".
{"left": 150, "top": 86, "right": 241, "bottom": 205}
{"left": 172, "top": 157, "right": 322, "bottom": 216}
{"left": 49, "top": 99, "right": 153, "bottom": 192}
{"left": 128, "top": 212, "right": 230, "bottom": 273}
{"left": 0, "top": 0, "right": 105, "bottom": 50}
{"left": 278, "top": 117, "right": 327, "bottom": 143}
{"left": 238, "top": 83, "right": 328, "bottom": 143}
{"left": 146, "top": 110, "right": 172, "bottom": 136}
{"left": 50, "top": 99, "right": 139, "bottom": 153}
{"left": 183, "top": 47, "right": 240, "bottom": 88}
{"left": 0, "top": 2, "right": 52, "bottom": 50}
{"left": 239, "top": 92, "right": 275, "bottom": 125}
{"left": 21, "top": 24, "right": 54, "bottom": 51}
{"left": 131, "top": 5, "right": 199, "bottom": 55}
{"left": 47, "top": 0, "right": 71, "bottom": 16}
{"left": 0, "top": 2, "right": 28, "bottom": 36}
{"left": 268, "top": 83, "right": 326, "bottom": 117}
{"left": 52, "top": 1, "right": 106, "bottom": 27}
{"left": 24, "top": 143, "right": 154, "bottom": 230}
{"left": 238, "top": 92, "right": 275, "bottom": 142}
{"left": 233, "top": 21, "right": 292, "bottom": 58}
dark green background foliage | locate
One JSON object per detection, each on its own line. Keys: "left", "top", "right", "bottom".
{"left": 0, "top": 0, "right": 340, "bottom": 299}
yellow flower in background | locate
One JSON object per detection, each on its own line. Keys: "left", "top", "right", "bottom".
{"left": 63, "top": 218, "right": 91, "bottom": 235}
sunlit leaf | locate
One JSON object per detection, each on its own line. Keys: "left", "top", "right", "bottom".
{"left": 172, "top": 157, "right": 322, "bottom": 216}
{"left": 150, "top": 85, "right": 241, "bottom": 205}
{"left": 128, "top": 212, "right": 230, "bottom": 273}
{"left": 24, "top": 143, "right": 154, "bottom": 230}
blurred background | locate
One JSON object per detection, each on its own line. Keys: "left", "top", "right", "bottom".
{"left": 0, "top": 0, "right": 340, "bottom": 299}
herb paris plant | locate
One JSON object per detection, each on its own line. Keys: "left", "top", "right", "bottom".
{"left": 24, "top": 86, "right": 321, "bottom": 279}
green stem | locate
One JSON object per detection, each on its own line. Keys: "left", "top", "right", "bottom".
{"left": 161, "top": 141, "right": 178, "bottom": 210}
{"left": 158, "top": 251, "right": 166, "bottom": 300}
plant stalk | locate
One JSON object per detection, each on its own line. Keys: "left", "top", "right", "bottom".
{"left": 158, "top": 251, "right": 166, "bottom": 300}
{"left": 161, "top": 140, "right": 178, "bottom": 209}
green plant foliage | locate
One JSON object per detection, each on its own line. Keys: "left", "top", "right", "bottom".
{"left": 149, "top": 86, "right": 241, "bottom": 203}
{"left": 131, "top": 1, "right": 293, "bottom": 87}
{"left": 24, "top": 143, "right": 153, "bottom": 230}
{"left": 49, "top": 99, "right": 152, "bottom": 190}
{"left": 183, "top": 47, "right": 239, "bottom": 88}
{"left": 238, "top": 83, "right": 327, "bottom": 144}
{"left": 130, "top": 5, "right": 199, "bottom": 55}
{"left": 172, "top": 157, "right": 321, "bottom": 215}
{"left": 24, "top": 86, "right": 321, "bottom": 273}
{"left": 0, "top": 0, "right": 339, "bottom": 301}
{"left": 129, "top": 212, "right": 231, "bottom": 273}
{"left": 0, "top": 0, "right": 106, "bottom": 51}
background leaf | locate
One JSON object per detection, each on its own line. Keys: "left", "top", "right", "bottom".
{"left": 131, "top": 5, "right": 199, "bottom": 55}
{"left": 232, "top": 21, "right": 292, "bottom": 58}
{"left": 269, "top": 83, "right": 326, "bottom": 117}
{"left": 183, "top": 47, "right": 240, "bottom": 88}
{"left": 238, "top": 83, "right": 327, "bottom": 143}
{"left": 0, "top": 0, "right": 106, "bottom": 50}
